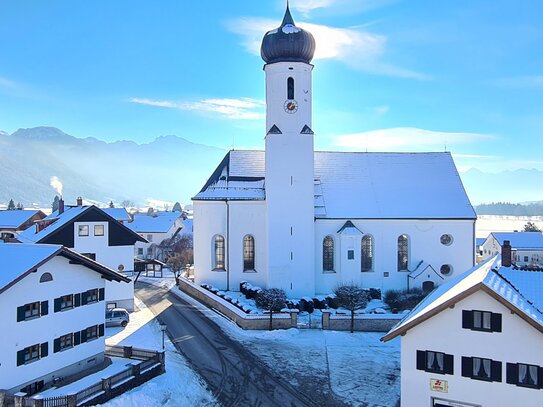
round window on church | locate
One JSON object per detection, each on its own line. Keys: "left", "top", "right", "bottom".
{"left": 440, "top": 234, "right": 453, "bottom": 246}
{"left": 440, "top": 264, "right": 453, "bottom": 276}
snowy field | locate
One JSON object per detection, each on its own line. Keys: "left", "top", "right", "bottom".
{"left": 166, "top": 278, "right": 401, "bottom": 407}
{"left": 476, "top": 215, "right": 543, "bottom": 238}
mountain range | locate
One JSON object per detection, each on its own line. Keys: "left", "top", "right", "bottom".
{"left": 1, "top": 127, "right": 542, "bottom": 208}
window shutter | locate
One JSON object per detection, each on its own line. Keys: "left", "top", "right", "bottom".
{"left": 17, "top": 305, "right": 26, "bottom": 322}
{"left": 41, "top": 342, "right": 48, "bottom": 358}
{"left": 99, "top": 288, "right": 105, "bottom": 301}
{"left": 491, "top": 360, "right": 502, "bottom": 382}
{"left": 506, "top": 363, "right": 518, "bottom": 384}
{"left": 462, "top": 310, "right": 473, "bottom": 329}
{"left": 538, "top": 367, "right": 543, "bottom": 389}
{"left": 81, "top": 291, "right": 89, "bottom": 305}
{"left": 98, "top": 324, "right": 105, "bottom": 337}
{"left": 461, "top": 357, "right": 472, "bottom": 377}
{"left": 53, "top": 338, "right": 61, "bottom": 353}
{"left": 54, "top": 297, "right": 62, "bottom": 312}
{"left": 416, "top": 351, "right": 426, "bottom": 371}
{"left": 80, "top": 329, "right": 87, "bottom": 343}
{"left": 491, "top": 313, "right": 502, "bottom": 332}
{"left": 16, "top": 349, "right": 26, "bottom": 366}
{"left": 41, "top": 301, "right": 48, "bottom": 316}
{"left": 444, "top": 354, "right": 454, "bottom": 375}
{"left": 74, "top": 293, "right": 81, "bottom": 307}
{"left": 74, "top": 331, "right": 81, "bottom": 346}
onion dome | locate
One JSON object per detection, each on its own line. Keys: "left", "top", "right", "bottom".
{"left": 261, "top": 4, "right": 316, "bottom": 64}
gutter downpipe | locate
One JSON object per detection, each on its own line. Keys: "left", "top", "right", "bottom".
{"left": 226, "top": 199, "right": 230, "bottom": 291}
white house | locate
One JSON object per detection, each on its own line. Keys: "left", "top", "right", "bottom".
{"left": 192, "top": 5, "right": 476, "bottom": 299}
{"left": 17, "top": 198, "right": 146, "bottom": 311}
{"left": 0, "top": 209, "right": 46, "bottom": 241}
{"left": 127, "top": 211, "right": 184, "bottom": 261}
{"left": 382, "top": 243, "right": 543, "bottom": 407}
{"left": 481, "top": 231, "right": 543, "bottom": 267}
{"left": 0, "top": 243, "right": 129, "bottom": 395}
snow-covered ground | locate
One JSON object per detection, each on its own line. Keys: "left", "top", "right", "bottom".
{"left": 165, "top": 278, "right": 401, "bottom": 407}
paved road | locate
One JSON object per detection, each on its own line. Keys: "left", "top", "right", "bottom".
{"left": 135, "top": 281, "right": 321, "bottom": 407}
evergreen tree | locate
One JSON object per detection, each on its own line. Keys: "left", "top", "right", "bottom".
{"left": 172, "top": 202, "right": 182, "bottom": 212}
{"left": 109, "top": 201, "right": 115, "bottom": 208}
{"left": 52, "top": 195, "right": 60, "bottom": 212}
{"left": 16, "top": 202, "right": 23, "bottom": 210}
{"left": 7, "top": 199, "right": 15, "bottom": 210}
{"left": 523, "top": 222, "right": 541, "bottom": 232}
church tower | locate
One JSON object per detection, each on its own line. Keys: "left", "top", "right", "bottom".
{"left": 261, "top": 5, "right": 316, "bottom": 297}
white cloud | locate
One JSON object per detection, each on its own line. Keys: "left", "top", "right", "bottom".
{"left": 0, "top": 76, "right": 18, "bottom": 90}
{"left": 289, "top": 0, "right": 336, "bottom": 15}
{"left": 129, "top": 97, "right": 265, "bottom": 120}
{"left": 333, "top": 127, "right": 493, "bottom": 151}
{"left": 490, "top": 75, "right": 543, "bottom": 89}
{"left": 288, "top": 0, "right": 398, "bottom": 16}
{"left": 227, "top": 18, "right": 428, "bottom": 79}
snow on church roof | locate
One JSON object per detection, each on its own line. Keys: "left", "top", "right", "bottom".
{"left": 194, "top": 150, "right": 476, "bottom": 220}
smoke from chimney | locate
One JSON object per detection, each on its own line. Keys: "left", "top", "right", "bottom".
{"left": 50, "top": 176, "right": 63, "bottom": 196}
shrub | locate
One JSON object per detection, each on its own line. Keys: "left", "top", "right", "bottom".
{"left": 383, "top": 287, "right": 428, "bottom": 312}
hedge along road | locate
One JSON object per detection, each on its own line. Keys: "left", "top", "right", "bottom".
{"left": 135, "top": 281, "right": 332, "bottom": 407}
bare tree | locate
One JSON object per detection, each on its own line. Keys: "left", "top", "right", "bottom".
{"left": 166, "top": 253, "right": 185, "bottom": 284}
{"left": 121, "top": 199, "right": 134, "bottom": 208}
{"left": 334, "top": 283, "right": 369, "bottom": 333}
{"left": 255, "top": 288, "right": 287, "bottom": 330}
{"left": 523, "top": 222, "right": 541, "bottom": 232}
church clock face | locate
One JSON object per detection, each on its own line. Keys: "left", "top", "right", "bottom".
{"left": 284, "top": 99, "right": 298, "bottom": 114}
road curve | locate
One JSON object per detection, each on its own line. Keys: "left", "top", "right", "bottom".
{"left": 135, "top": 281, "right": 318, "bottom": 407}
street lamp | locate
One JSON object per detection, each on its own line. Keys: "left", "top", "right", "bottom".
{"left": 159, "top": 322, "right": 167, "bottom": 350}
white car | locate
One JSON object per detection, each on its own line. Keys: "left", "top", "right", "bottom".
{"left": 105, "top": 308, "right": 130, "bottom": 327}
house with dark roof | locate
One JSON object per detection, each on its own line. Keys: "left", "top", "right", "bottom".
{"left": 382, "top": 243, "right": 543, "bottom": 406}
{"left": 17, "top": 199, "right": 146, "bottom": 310}
{"left": 0, "top": 243, "right": 129, "bottom": 395}
{"left": 192, "top": 5, "right": 476, "bottom": 298}
{"left": 481, "top": 231, "right": 543, "bottom": 267}
{"left": 0, "top": 209, "right": 46, "bottom": 241}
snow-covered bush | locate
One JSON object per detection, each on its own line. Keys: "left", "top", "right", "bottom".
{"left": 383, "top": 287, "right": 428, "bottom": 313}
{"left": 299, "top": 297, "right": 314, "bottom": 313}
{"left": 255, "top": 288, "right": 287, "bottom": 330}
{"left": 334, "top": 283, "right": 370, "bottom": 333}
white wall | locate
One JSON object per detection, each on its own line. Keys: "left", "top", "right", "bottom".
{"left": 401, "top": 290, "right": 543, "bottom": 407}
{"left": 193, "top": 200, "right": 267, "bottom": 291}
{"left": 72, "top": 221, "right": 133, "bottom": 310}
{"left": 314, "top": 219, "right": 474, "bottom": 295}
{"left": 1, "top": 255, "right": 106, "bottom": 392}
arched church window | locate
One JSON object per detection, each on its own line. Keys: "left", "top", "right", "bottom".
{"left": 287, "top": 77, "right": 294, "bottom": 100}
{"left": 213, "top": 235, "right": 225, "bottom": 270}
{"left": 397, "top": 234, "right": 409, "bottom": 271}
{"left": 361, "top": 235, "right": 373, "bottom": 272}
{"left": 323, "top": 236, "right": 334, "bottom": 271}
{"left": 243, "top": 235, "right": 255, "bottom": 271}
{"left": 39, "top": 272, "right": 53, "bottom": 283}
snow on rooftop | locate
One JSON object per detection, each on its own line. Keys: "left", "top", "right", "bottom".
{"left": 126, "top": 212, "right": 183, "bottom": 233}
{"left": 0, "top": 243, "right": 61, "bottom": 292}
{"left": 0, "top": 209, "right": 42, "bottom": 228}
{"left": 102, "top": 207, "right": 131, "bottom": 222}
{"left": 17, "top": 206, "right": 88, "bottom": 243}
{"left": 490, "top": 231, "right": 543, "bottom": 250}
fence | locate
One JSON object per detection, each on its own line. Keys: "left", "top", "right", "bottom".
{"left": 0, "top": 346, "right": 165, "bottom": 407}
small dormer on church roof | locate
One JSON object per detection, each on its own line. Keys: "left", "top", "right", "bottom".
{"left": 261, "top": 3, "right": 316, "bottom": 64}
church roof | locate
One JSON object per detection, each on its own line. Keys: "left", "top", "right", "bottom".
{"left": 193, "top": 150, "right": 476, "bottom": 220}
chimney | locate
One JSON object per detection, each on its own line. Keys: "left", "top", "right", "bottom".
{"left": 76, "top": 196, "right": 83, "bottom": 206}
{"left": 58, "top": 198, "right": 65, "bottom": 214}
{"left": 502, "top": 240, "right": 512, "bottom": 267}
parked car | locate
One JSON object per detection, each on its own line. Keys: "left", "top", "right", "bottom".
{"left": 106, "top": 308, "right": 130, "bottom": 327}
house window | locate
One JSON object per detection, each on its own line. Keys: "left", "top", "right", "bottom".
{"left": 25, "top": 302, "right": 40, "bottom": 319}
{"left": 147, "top": 234, "right": 153, "bottom": 242}
{"left": 86, "top": 325, "right": 98, "bottom": 341}
{"left": 86, "top": 289, "right": 99, "bottom": 303}
{"left": 17, "top": 301, "right": 48, "bottom": 322}
{"left": 94, "top": 224, "right": 104, "bottom": 236}
{"left": 397, "top": 234, "right": 409, "bottom": 271}
{"left": 323, "top": 236, "right": 334, "bottom": 272}
{"left": 462, "top": 356, "right": 501, "bottom": 382}
{"left": 56, "top": 294, "right": 74, "bottom": 311}
{"left": 440, "top": 234, "right": 453, "bottom": 246}
{"left": 213, "top": 235, "right": 225, "bottom": 270}
{"left": 416, "top": 350, "right": 454, "bottom": 375}
{"left": 54, "top": 333, "right": 73, "bottom": 353}
{"left": 39, "top": 272, "right": 53, "bottom": 283}
{"left": 17, "top": 343, "right": 47, "bottom": 366}
{"left": 462, "top": 310, "right": 501, "bottom": 332}
{"left": 507, "top": 362, "right": 542, "bottom": 389}
{"left": 137, "top": 248, "right": 143, "bottom": 255}
{"left": 243, "top": 235, "right": 255, "bottom": 271}
{"left": 287, "top": 77, "right": 294, "bottom": 100}
{"left": 78, "top": 225, "right": 89, "bottom": 236}
{"left": 361, "top": 235, "right": 373, "bottom": 272}
{"left": 524, "top": 256, "right": 529, "bottom": 262}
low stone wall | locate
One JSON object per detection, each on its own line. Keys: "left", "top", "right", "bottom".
{"left": 322, "top": 311, "right": 402, "bottom": 332}
{"left": 179, "top": 278, "right": 298, "bottom": 330}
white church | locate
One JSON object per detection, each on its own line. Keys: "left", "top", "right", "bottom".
{"left": 192, "top": 6, "right": 477, "bottom": 299}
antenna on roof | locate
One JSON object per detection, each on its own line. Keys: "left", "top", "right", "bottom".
{"left": 444, "top": 136, "right": 448, "bottom": 152}
{"left": 232, "top": 133, "right": 235, "bottom": 151}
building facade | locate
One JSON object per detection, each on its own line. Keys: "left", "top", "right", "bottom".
{"left": 192, "top": 6, "right": 476, "bottom": 298}
{"left": 481, "top": 231, "right": 543, "bottom": 267}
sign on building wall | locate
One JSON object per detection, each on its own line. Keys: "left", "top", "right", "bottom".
{"left": 430, "top": 378, "right": 448, "bottom": 393}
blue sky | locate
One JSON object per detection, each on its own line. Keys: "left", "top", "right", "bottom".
{"left": 0, "top": 0, "right": 542, "bottom": 174}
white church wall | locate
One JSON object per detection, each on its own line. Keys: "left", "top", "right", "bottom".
{"left": 314, "top": 219, "right": 474, "bottom": 295}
